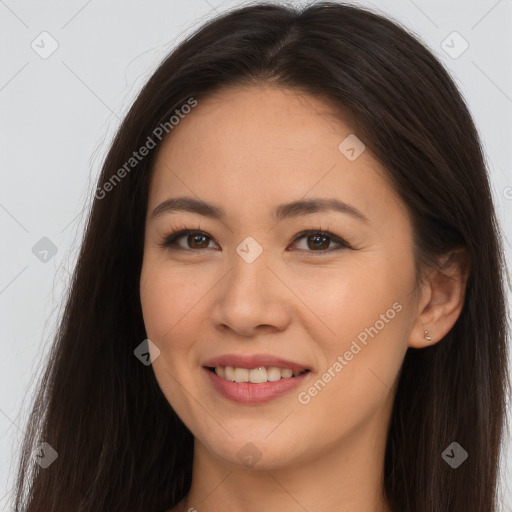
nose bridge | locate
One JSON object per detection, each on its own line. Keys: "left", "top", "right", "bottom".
{"left": 209, "top": 235, "right": 291, "bottom": 334}
{"left": 228, "top": 234, "right": 273, "bottom": 298}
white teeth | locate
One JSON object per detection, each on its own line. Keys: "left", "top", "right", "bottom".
{"left": 233, "top": 367, "right": 249, "bottom": 383}
{"left": 266, "top": 367, "right": 282, "bottom": 382}
{"left": 281, "top": 368, "right": 293, "bottom": 379}
{"left": 249, "top": 367, "right": 268, "bottom": 383}
{"left": 214, "top": 365, "right": 306, "bottom": 383}
{"left": 225, "top": 366, "right": 235, "bottom": 381}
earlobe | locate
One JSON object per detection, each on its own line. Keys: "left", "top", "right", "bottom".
{"left": 408, "top": 247, "right": 470, "bottom": 349}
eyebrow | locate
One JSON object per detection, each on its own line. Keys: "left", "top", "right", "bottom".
{"left": 151, "top": 196, "right": 369, "bottom": 223}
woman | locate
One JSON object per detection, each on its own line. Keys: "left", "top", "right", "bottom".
{"left": 10, "top": 2, "right": 510, "bottom": 511}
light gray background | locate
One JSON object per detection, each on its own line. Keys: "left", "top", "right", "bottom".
{"left": 1, "top": 0, "right": 511, "bottom": 510}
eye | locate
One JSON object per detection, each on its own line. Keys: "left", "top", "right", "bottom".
{"left": 290, "top": 230, "right": 352, "bottom": 253}
{"left": 158, "top": 229, "right": 218, "bottom": 252}
{"left": 158, "top": 227, "right": 352, "bottom": 254}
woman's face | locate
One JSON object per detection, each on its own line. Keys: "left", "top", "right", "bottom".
{"left": 140, "top": 84, "right": 420, "bottom": 470}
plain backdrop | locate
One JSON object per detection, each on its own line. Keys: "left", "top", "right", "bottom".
{"left": 1, "top": 0, "right": 511, "bottom": 510}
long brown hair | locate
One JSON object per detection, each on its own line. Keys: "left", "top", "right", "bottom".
{"left": 10, "top": 2, "right": 510, "bottom": 511}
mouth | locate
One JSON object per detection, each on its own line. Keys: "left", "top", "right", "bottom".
{"left": 203, "top": 365, "right": 312, "bottom": 404}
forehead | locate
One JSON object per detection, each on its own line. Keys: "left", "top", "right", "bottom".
{"left": 154, "top": 84, "right": 352, "bottom": 168}
{"left": 148, "top": 84, "right": 406, "bottom": 226}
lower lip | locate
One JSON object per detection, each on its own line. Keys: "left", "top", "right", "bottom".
{"left": 204, "top": 367, "right": 311, "bottom": 404}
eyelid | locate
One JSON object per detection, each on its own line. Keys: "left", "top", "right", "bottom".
{"left": 158, "top": 226, "right": 353, "bottom": 253}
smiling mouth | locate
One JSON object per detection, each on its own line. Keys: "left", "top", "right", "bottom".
{"left": 206, "top": 366, "right": 310, "bottom": 384}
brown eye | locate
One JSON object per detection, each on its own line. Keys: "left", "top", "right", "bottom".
{"left": 307, "top": 234, "right": 330, "bottom": 250}
{"left": 291, "top": 231, "right": 350, "bottom": 253}
{"left": 159, "top": 230, "right": 218, "bottom": 251}
{"left": 186, "top": 233, "right": 211, "bottom": 249}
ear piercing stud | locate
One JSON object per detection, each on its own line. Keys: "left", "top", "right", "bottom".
{"left": 424, "top": 329, "right": 432, "bottom": 342}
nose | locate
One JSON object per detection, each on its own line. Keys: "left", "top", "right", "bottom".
{"left": 209, "top": 250, "right": 292, "bottom": 337}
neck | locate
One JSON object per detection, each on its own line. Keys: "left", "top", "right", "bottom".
{"left": 181, "top": 417, "right": 392, "bottom": 512}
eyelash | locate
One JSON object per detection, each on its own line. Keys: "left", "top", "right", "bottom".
{"left": 158, "top": 223, "right": 353, "bottom": 255}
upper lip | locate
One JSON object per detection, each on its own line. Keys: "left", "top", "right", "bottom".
{"left": 203, "top": 354, "right": 311, "bottom": 372}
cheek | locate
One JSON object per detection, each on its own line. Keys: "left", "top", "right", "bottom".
{"left": 140, "top": 260, "right": 203, "bottom": 343}
{"left": 297, "top": 295, "right": 409, "bottom": 446}
{"left": 295, "top": 257, "right": 412, "bottom": 408}
{"left": 139, "top": 261, "right": 205, "bottom": 420}
{"left": 289, "top": 256, "right": 410, "bottom": 347}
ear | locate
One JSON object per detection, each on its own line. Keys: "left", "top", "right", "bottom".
{"left": 409, "top": 247, "right": 470, "bottom": 349}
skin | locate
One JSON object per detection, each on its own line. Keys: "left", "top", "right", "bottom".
{"left": 139, "top": 83, "right": 468, "bottom": 512}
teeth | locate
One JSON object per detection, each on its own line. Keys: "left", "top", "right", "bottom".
{"left": 233, "top": 367, "right": 249, "bottom": 383}
{"left": 225, "top": 366, "right": 235, "bottom": 381}
{"left": 281, "top": 368, "right": 293, "bottom": 379}
{"left": 266, "top": 367, "right": 282, "bottom": 382}
{"left": 214, "top": 365, "right": 306, "bottom": 383}
{"left": 248, "top": 366, "right": 268, "bottom": 384}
